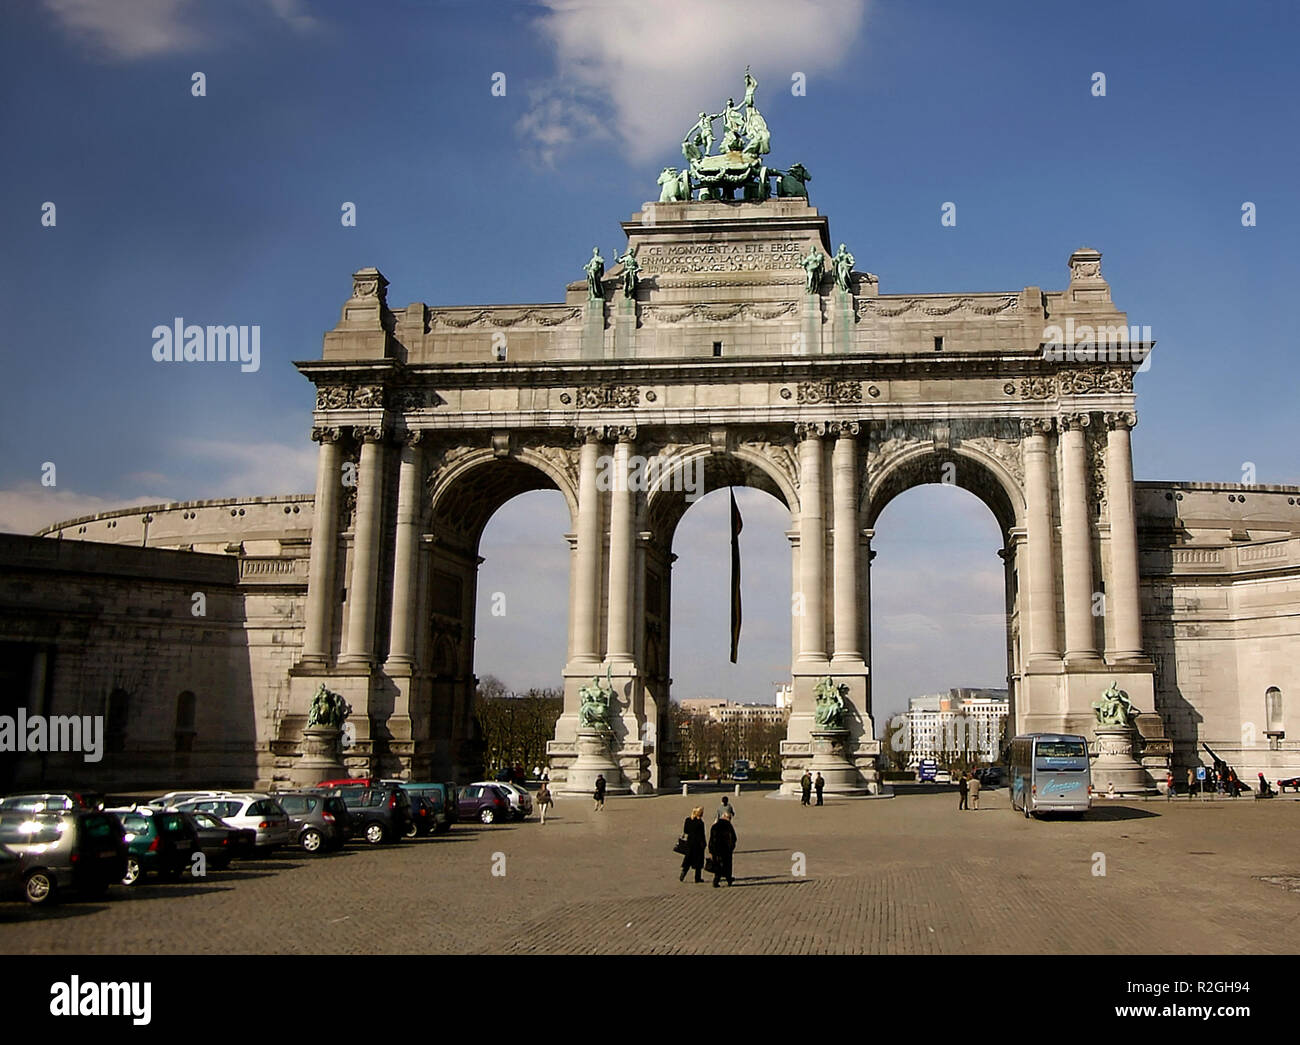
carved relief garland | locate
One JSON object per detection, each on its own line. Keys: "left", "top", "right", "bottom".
{"left": 1058, "top": 366, "right": 1133, "bottom": 395}
{"left": 574, "top": 385, "right": 641, "bottom": 409}
{"left": 316, "top": 385, "right": 386, "bottom": 410}
{"left": 796, "top": 379, "right": 861, "bottom": 404}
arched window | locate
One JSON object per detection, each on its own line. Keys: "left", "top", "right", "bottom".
{"left": 175, "top": 691, "right": 197, "bottom": 753}
{"left": 1265, "top": 687, "right": 1284, "bottom": 739}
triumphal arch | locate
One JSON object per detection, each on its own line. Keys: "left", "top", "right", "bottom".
{"left": 289, "top": 75, "right": 1157, "bottom": 794}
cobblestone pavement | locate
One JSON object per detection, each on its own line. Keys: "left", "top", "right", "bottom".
{"left": 3, "top": 788, "right": 1299, "bottom": 954}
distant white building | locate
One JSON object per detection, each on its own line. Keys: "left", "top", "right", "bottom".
{"left": 891, "top": 687, "right": 1009, "bottom": 765}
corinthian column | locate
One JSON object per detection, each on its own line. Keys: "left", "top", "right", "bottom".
{"left": 831, "top": 423, "right": 861, "bottom": 662}
{"left": 797, "top": 423, "right": 827, "bottom": 662}
{"left": 1105, "top": 411, "right": 1145, "bottom": 661}
{"left": 1058, "top": 412, "right": 1100, "bottom": 662}
{"left": 1020, "top": 419, "right": 1060, "bottom": 661}
{"left": 606, "top": 428, "right": 636, "bottom": 663}
{"left": 571, "top": 428, "right": 604, "bottom": 665}
{"left": 384, "top": 431, "right": 424, "bottom": 669}
{"left": 341, "top": 426, "right": 388, "bottom": 666}
{"left": 302, "top": 426, "right": 343, "bottom": 663}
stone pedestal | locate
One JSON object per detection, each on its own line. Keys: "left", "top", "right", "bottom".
{"left": 807, "top": 729, "right": 868, "bottom": 795}
{"left": 290, "top": 725, "right": 345, "bottom": 788}
{"left": 1091, "top": 726, "right": 1153, "bottom": 795}
{"left": 554, "top": 728, "right": 628, "bottom": 796}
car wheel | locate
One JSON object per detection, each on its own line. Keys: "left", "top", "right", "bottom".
{"left": 23, "top": 869, "right": 56, "bottom": 906}
{"left": 122, "top": 857, "right": 144, "bottom": 887}
{"left": 404, "top": 819, "right": 418, "bottom": 839}
{"left": 301, "top": 829, "right": 324, "bottom": 854}
{"left": 479, "top": 807, "right": 497, "bottom": 825}
{"left": 364, "top": 822, "right": 386, "bottom": 845}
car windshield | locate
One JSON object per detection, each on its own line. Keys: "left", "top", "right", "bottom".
{"left": 1036, "top": 741, "right": 1087, "bottom": 758}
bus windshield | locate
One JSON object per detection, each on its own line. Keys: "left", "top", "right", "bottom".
{"left": 1036, "top": 741, "right": 1086, "bottom": 758}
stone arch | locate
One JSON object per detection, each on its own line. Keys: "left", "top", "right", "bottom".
{"left": 645, "top": 442, "right": 798, "bottom": 544}
{"left": 428, "top": 444, "right": 579, "bottom": 551}
{"left": 865, "top": 440, "right": 1026, "bottom": 536}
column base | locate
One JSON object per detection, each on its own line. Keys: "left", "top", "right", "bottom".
{"left": 1062, "top": 650, "right": 1103, "bottom": 666}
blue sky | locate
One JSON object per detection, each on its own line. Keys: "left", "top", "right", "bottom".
{"left": 2, "top": 0, "right": 1297, "bottom": 725}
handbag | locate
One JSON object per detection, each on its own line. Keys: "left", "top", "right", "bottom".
{"left": 704, "top": 856, "right": 717, "bottom": 873}
{"left": 673, "top": 835, "right": 690, "bottom": 856}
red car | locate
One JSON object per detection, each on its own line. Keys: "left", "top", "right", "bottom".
{"left": 1277, "top": 777, "right": 1300, "bottom": 793}
{"left": 318, "top": 778, "right": 370, "bottom": 789}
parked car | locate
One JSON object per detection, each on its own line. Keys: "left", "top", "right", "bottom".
{"left": 468, "top": 781, "right": 533, "bottom": 821}
{"left": 382, "top": 782, "right": 459, "bottom": 834}
{"left": 107, "top": 806, "right": 200, "bottom": 886}
{"left": 0, "top": 792, "right": 96, "bottom": 814}
{"left": 322, "top": 785, "right": 411, "bottom": 845}
{"left": 974, "top": 767, "right": 1005, "bottom": 788}
{"left": 457, "top": 783, "right": 513, "bottom": 825}
{"left": 1278, "top": 776, "right": 1300, "bottom": 794}
{"left": 175, "top": 795, "right": 292, "bottom": 855}
{"left": 147, "top": 790, "right": 232, "bottom": 809}
{"left": 0, "top": 809, "right": 127, "bottom": 905}
{"left": 177, "top": 810, "right": 255, "bottom": 871}
{"left": 0, "top": 843, "right": 23, "bottom": 903}
{"left": 318, "top": 778, "right": 370, "bottom": 789}
{"left": 273, "top": 791, "right": 350, "bottom": 853}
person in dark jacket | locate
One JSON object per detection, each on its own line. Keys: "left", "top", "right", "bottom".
{"left": 814, "top": 772, "right": 825, "bottom": 806}
{"left": 800, "top": 771, "right": 812, "bottom": 806}
{"left": 679, "top": 806, "right": 706, "bottom": 882}
{"left": 593, "top": 774, "right": 606, "bottom": 811}
{"left": 708, "top": 812, "right": 736, "bottom": 887}
{"left": 958, "top": 771, "right": 969, "bottom": 810}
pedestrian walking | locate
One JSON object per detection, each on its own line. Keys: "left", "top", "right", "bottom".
{"left": 536, "top": 781, "right": 554, "bottom": 824}
{"left": 715, "top": 795, "right": 736, "bottom": 821}
{"left": 593, "top": 773, "right": 606, "bottom": 811}
{"left": 800, "top": 770, "right": 812, "bottom": 806}
{"left": 1165, "top": 771, "right": 1175, "bottom": 800}
{"left": 1186, "top": 767, "right": 1194, "bottom": 799}
{"left": 958, "top": 771, "right": 969, "bottom": 811}
{"left": 678, "top": 807, "right": 706, "bottom": 883}
{"left": 1215, "top": 770, "right": 1224, "bottom": 796}
{"left": 969, "top": 772, "right": 981, "bottom": 810}
{"left": 707, "top": 812, "right": 736, "bottom": 887}
{"left": 814, "top": 771, "right": 825, "bottom": 806}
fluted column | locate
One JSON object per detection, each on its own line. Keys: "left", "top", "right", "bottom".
{"left": 797, "top": 423, "right": 827, "bottom": 662}
{"left": 831, "top": 423, "right": 861, "bottom": 662}
{"left": 341, "top": 426, "right": 388, "bottom": 665}
{"left": 1020, "top": 419, "right": 1060, "bottom": 661}
{"left": 1058, "top": 412, "right": 1100, "bottom": 662}
{"left": 1105, "top": 411, "right": 1144, "bottom": 661}
{"left": 606, "top": 428, "right": 636, "bottom": 663}
{"left": 571, "top": 428, "right": 604, "bottom": 665}
{"left": 302, "top": 426, "right": 343, "bottom": 663}
{"left": 384, "top": 431, "right": 424, "bottom": 668}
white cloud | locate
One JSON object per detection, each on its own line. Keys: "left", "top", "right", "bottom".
{"left": 41, "top": 0, "right": 317, "bottom": 60}
{"left": 523, "top": 0, "right": 868, "bottom": 163}
{"left": 0, "top": 483, "right": 171, "bottom": 536}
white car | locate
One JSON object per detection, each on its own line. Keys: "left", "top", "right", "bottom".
{"left": 147, "top": 790, "right": 232, "bottom": 809}
{"left": 177, "top": 793, "right": 291, "bottom": 852}
{"left": 468, "top": 781, "right": 533, "bottom": 820}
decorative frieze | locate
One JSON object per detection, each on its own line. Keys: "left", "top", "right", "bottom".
{"left": 855, "top": 295, "right": 1018, "bottom": 318}
{"left": 796, "top": 379, "right": 862, "bottom": 404}
{"left": 574, "top": 385, "right": 641, "bottom": 409}
{"left": 389, "top": 388, "right": 445, "bottom": 411}
{"left": 1020, "top": 377, "right": 1054, "bottom": 400}
{"left": 1058, "top": 366, "right": 1133, "bottom": 395}
{"left": 316, "top": 385, "right": 385, "bottom": 410}
{"left": 642, "top": 301, "right": 799, "bottom": 323}
{"left": 425, "top": 306, "right": 582, "bottom": 330}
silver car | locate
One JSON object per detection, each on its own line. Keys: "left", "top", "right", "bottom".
{"left": 176, "top": 794, "right": 291, "bottom": 853}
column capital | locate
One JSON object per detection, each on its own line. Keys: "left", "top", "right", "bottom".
{"left": 795, "top": 420, "right": 828, "bottom": 440}
{"left": 399, "top": 428, "right": 427, "bottom": 447}
{"left": 828, "top": 420, "right": 861, "bottom": 437}
{"left": 1104, "top": 410, "right": 1138, "bottom": 431}
{"left": 1058, "top": 411, "right": 1092, "bottom": 432}
{"left": 352, "top": 424, "right": 387, "bottom": 444}
{"left": 1019, "top": 417, "right": 1055, "bottom": 438}
{"left": 575, "top": 425, "right": 607, "bottom": 443}
{"left": 612, "top": 424, "right": 638, "bottom": 443}
{"left": 311, "top": 425, "right": 344, "bottom": 443}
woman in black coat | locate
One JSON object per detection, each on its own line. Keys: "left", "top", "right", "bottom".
{"left": 679, "top": 806, "right": 706, "bottom": 882}
{"left": 708, "top": 812, "right": 737, "bottom": 887}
